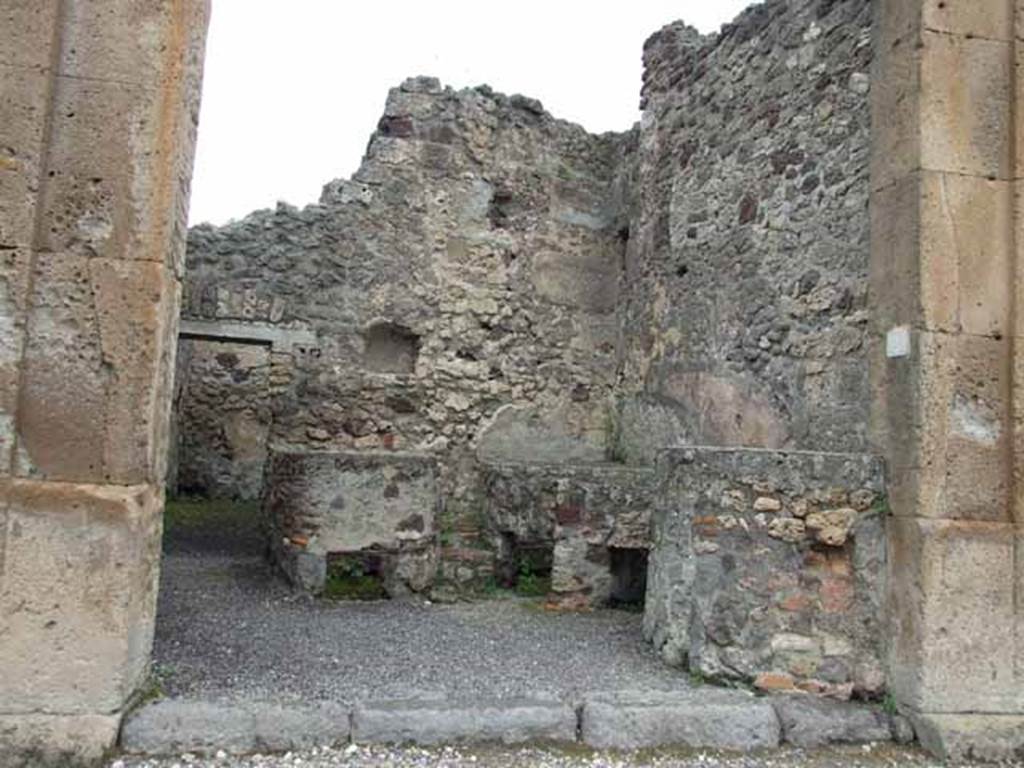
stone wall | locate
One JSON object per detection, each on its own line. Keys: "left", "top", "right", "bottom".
{"left": 181, "top": 78, "right": 634, "bottom": 544}
{"left": 625, "top": 0, "right": 890, "bottom": 706}
{"left": 617, "top": 0, "right": 873, "bottom": 456}
{"left": 183, "top": 78, "right": 631, "bottom": 463}
{"left": 645, "top": 447, "right": 885, "bottom": 698}
{"left": 179, "top": 11, "right": 877, "bottom": 521}
{"left": 175, "top": 0, "right": 888, "bottom": 701}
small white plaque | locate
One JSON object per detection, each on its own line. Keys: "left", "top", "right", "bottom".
{"left": 886, "top": 326, "right": 911, "bottom": 359}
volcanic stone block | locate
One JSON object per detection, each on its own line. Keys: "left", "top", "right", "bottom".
{"left": 265, "top": 450, "right": 439, "bottom": 595}
{"left": 887, "top": 517, "right": 1022, "bottom": 715}
{"left": 0, "top": 479, "right": 162, "bottom": 714}
{"left": 121, "top": 699, "right": 350, "bottom": 756}
{"left": 0, "top": 63, "right": 51, "bottom": 474}
{"left": 921, "top": 0, "right": 1013, "bottom": 41}
{"left": 873, "top": 4, "right": 1013, "bottom": 185}
{"left": 34, "top": 74, "right": 198, "bottom": 274}
{"left": 57, "top": 1, "right": 211, "bottom": 92}
{"left": 918, "top": 31, "right": 1013, "bottom": 180}
{"left": 870, "top": 172, "right": 1012, "bottom": 339}
{"left": 912, "top": 713, "right": 1024, "bottom": 762}
{"left": 0, "top": 64, "right": 50, "bottom": 249}
{"left": 581, "top": 689, "right": 780, "bottom": 750}
{"left": 15, "top": 255, "right": 181, "bottom": 484}
{"left": 644, "top": 447, "right": 885, "bottom": 696}
{"left": 773, "top": 696, "right": 893, "bottom": 747}
{"left": 0, "top": 714, "right": 121, "bottom": 768}
{"left": 878, "top": 330, "right": 1011, "bottom": 524}
{"left": 352, "top": 698, "right": 577, "bottom": 745}
{"left": 0, "top": 2, "right": 60, "bottom": 70}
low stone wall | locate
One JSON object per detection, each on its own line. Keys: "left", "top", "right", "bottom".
{"left": 265, "top": 450, "right": 440, "bottom": 597}
{"left": 644, "top": 447, "right": 885, "bottom": 699}
{"left": 482, "top": 461, "right": 657, "bottom": 607}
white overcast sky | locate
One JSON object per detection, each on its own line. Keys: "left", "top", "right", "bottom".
{"left": 188, "top": 1, "right": 754, "bottom": 226}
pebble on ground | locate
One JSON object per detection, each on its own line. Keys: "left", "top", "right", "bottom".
{"left": 109, "top": 742, "right": 1013, "bottom": 768}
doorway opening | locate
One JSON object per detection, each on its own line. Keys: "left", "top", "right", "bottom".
{"left": 170, "top": 336, "right": 272, "bottom": 502}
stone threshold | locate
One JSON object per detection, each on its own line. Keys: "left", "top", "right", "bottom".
{"left": 120, "top": 690, "right": 910, "bottom": 757}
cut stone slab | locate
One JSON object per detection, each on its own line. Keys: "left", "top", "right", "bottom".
{"left": 351, "top": 698, "right": 576, "bottom": 746}
{"left": 890, "top": 714, "right": 916, "bottom": 745}
{"left": 912, "top": 712, "right": 1024, "bottom": 762}
{"left": 773, "top": 695, "right": 892, "bottom": 747}
{"left": 0, "top": 480, "right": 163, "bottom": 715}
{"left": 120, "top": 699, "right": 350, "bottom": 755}
{"left": 0, "top": 713, "right": 121, "bottom": 768}
{"left": 580, "top": 688, "right": 780, "bottom": 750}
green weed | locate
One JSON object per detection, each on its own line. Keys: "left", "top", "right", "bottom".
{"left": 323, "top": 557, "right": 388, "bottom": 601}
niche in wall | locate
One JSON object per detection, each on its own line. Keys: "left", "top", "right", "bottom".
{"left": 363, "top": 321, "right": 420, "bottom": 374}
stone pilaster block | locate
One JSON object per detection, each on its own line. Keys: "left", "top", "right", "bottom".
{"left": 913, "top": 713, "right": 1024, "bottom": 762}
{"left": 887, "top": 517, "right": 1022, "bottom": 714}
{"left": 35, "top": 75, "right": 191, "bottom": 272}
{"left": 871, "top": 9, "right": 1014, "bottom": 188}
{"left": 871, "top": 172, "right": 1011, "bottom": 338}
{"left": 916, "top": 173, "right": 1012, "bottom": 339}
{"left": 880, "top": 330, "right": 1011, "bottom": 522}
{"left": 0, "top": 479, "right": 162, "bottom": 714}
{"left": 0, "top": 713, "right": 121, "bottom": 768}
{"left": 922, "top": 0, "right": 1014, "bottom": 41}
{"left": 919, "top": 31, "right": 1012, "bottom": 180}
{"left": 15, "top": 256, "right": 180, "bottom": 484}
{"left": 0, "top": 64, "right": 51, "bottom": 249}
{"left": 870, "top": 1, "right": 922, "bottom": 192}
{"left": 57, "top": 1, "right": 211, "bottom": 93}
{"left": 0, "top": 1, "right": 61, "bottom": 71}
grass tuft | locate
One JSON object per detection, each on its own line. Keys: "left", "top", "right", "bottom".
{"left": 323, "top": 556, "right": 388, "bottom": 601}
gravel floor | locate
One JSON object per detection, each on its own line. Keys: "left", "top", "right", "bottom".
{"left": 153, "top": 504, "right": 688, "bottom": 705}
{"left": 110, "top": 742, "right": 997, "bottom": 768}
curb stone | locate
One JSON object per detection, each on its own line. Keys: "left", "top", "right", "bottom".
{"left": 120, "top": 691, "right": 907, "bottom": 756}
{"left": 120, "top": 699, "right": 350, "bottom": 755}
{"left": 580, "top": 688, "right": 780, "bottom": 750}
{"left": 351, "top": 697, "right": 577, "bottom": 745}
{"left": 772, "top": 695, "right": 893, "bottom": 747}
{"left": 890, "top": 713, "right": 916, "bottom": 744}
